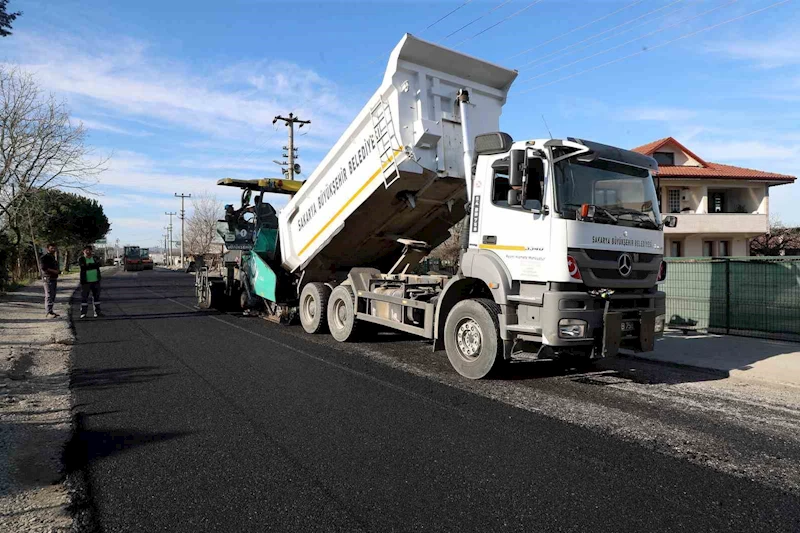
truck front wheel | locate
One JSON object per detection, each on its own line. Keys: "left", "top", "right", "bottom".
{"left": 444, "top": 298, "right": 503, "bottom": 380}
{"left": 327, "top": 285, "right": 357, "bottom": 342}
{"left": 300, "top": 282, "right": 331, "bottom": 334}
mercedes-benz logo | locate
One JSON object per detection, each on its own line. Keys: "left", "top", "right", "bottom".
{"left": 618, "top": 253, "right": 633, "bottom": 278}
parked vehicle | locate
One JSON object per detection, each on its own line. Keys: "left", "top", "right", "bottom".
{"left": 197, "top": 34, "right": 674, "bottom": 379}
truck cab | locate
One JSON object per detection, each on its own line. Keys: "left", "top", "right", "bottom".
{"left": 460, "top": 134, "right": 672, "bottom": 363}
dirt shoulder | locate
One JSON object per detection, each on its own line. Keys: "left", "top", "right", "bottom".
{"left": 0, "top": 274, "right": 79, "bottom": 532}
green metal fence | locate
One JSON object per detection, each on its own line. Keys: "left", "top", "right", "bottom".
{"left": 663, "top": 257, "right": 800, "bottom": 340}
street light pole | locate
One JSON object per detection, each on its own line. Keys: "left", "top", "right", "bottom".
{"left": 175, "top": 193, "right": 191, "bottom": 268}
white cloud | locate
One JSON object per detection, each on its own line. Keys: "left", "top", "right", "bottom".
{"left": 705, "top": 35, "right": 800, "bottom": 69}
{"left": 5, "top": 32, "right": 354, "bottom": 143}
{"left": 74, "top": 117, "right": 153, "bottom": 137}
{"left": 687, "top": 140, "right": 800, "bottom": 162}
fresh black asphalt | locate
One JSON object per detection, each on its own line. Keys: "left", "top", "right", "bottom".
{"left": 69, "top": 269, "right": 800, "bottom": 532}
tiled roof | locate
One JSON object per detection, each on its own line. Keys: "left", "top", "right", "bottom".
{"left": 631, "top": 136, "right": 708, "bottom": 166}
{"left": 656, "top": 162, "right": 795, "bottom": 181}
{"left": 631, "top": 137, "right": 795, "bottom": 183}
{"left": 631, "top": 137, "right": 672, "bottom": 156}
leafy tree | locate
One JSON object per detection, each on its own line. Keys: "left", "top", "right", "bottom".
{"left": 0, "top": 1, "right": 21, "bottom": 37}
{"left": 26, "top": 189, "right": 110, "bottom": 269}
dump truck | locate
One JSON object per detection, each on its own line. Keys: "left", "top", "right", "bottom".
{"left": 122, "top": 246, "right": 143, "bottom": 272}
{"left": 198, "top": 34, "right": 675, "bottom": 379}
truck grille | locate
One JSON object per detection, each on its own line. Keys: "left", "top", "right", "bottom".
{"left": 569, "top": 248, "right": 661, "bottom": 289}
{"left": 584, "top": 249, "right": 658, "bottom": 263}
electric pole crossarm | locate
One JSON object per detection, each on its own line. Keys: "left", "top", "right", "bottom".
{"left": 273, "top": 112, "right": 311, "bottom": 181}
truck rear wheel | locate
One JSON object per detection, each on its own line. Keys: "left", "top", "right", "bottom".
{"left": 300, "top": 282, "right": 331, "bottom": 334}
{"left": 327, "top": 285, "right": 357, "bottom": 342}
{"left": 444, "top": 298, "right": 503, "bottom": 380}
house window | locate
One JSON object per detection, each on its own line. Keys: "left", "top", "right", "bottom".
{"left": 670, "top": 240, "right": 682, "bottom": 257}
{"left": 703, "top": 241, "right": 713, "bottom": 257}
{"left": 654, "top": 152, "right": 675, "bottom": 166}
{"left": 668, "top": 189, "right": 681, "bottom": 213}
{"left": 718, "top": 240, "right": 730, "bottom": 257}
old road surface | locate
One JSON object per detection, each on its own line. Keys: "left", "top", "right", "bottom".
{"left": 69, "top": 268, "right": 800, "bottom": 532}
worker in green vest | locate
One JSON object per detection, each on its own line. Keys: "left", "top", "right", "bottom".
{"left": 78, "top": 244, "right": 102, "bottom": 319}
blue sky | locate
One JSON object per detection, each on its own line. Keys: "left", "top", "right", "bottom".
{"left": 4, "top": 0, "right": 799, "bottom": 246}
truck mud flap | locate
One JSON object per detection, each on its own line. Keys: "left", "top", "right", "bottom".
{"left": 636, "top": 310, "right": 656, "bottom": 352}
{"left": 602, "top": 311, "right": 622, "bottom": 357}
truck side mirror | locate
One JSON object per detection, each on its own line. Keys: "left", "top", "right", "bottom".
{"left": 509, "top": 149, "right": 524, "bottom": 187}
{"left": 507, "top": 189, "right": 521, "bottom": 207}
{"left": 663, "top": 215, "right": 678, "bottom": 228}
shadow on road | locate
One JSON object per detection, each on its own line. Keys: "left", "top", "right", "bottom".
{"left": 83, "top": 311, "right": 220, "bottom": 322}
{"left": 64, "top": 413, "right": 190, "bottom": 476}
{"left": 71, "top": 366, "right": 176, "bottom": 391}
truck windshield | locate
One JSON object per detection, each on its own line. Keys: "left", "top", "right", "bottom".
{"left": 553, "top": 158, "right": 662, "bottom": 229}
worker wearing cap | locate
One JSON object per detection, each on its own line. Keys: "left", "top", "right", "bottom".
{"left": 78, "top": 245, "right": 102, "bottom": 319}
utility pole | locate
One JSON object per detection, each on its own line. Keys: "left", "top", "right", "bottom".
{"left": 175, "top": 193, "right": 192, "bottom": 268}
{"left": 272, "top": 112, "right": 310, "bottom": 180}
{"left": 163, "top": 231, "right": 169, "bottom": 265}
{"left": 165, "top": 212, "right": 176, "bottom": 267}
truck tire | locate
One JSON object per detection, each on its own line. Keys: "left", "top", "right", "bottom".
{"left": 444, "top": 298, "right": 503, "bottom": 380}
{"left": 327, "top": 285, "right": 357, "bottom": 342}
{"left": 300, "top": 282, "right": 331, "bottom": 334}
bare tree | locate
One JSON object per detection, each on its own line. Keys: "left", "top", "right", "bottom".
{"left": 428, "top": 217, "right": 466, "bottom": 265}
{"left": 751, "top": 216, "right": 800, "bottom": 256}
{"left": 185, "top": 192, "right": 223, "bottom": 257}
{"left": 0, "top": 66, "right": 106, "bottom": 246}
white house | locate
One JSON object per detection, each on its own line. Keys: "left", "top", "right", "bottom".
{"left": 632, "top": 137, "right": 795, "bottom": 257}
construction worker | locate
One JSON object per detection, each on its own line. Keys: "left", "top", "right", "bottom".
{"left": 78, "top": 244, "right": 102, "bottom": 318}
{"left": 40, "top": 243, "right": 60, "bottom": 318}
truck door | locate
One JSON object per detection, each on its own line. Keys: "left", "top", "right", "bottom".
{"left": 470, "top": 153, "right": 551, "bottom": 282}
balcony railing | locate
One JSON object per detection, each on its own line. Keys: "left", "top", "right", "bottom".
{"left": 661, "top": 213, "right": 767, "bottom": 234}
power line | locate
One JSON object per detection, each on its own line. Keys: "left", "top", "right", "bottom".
{"left": 364, "top": 0, "right": 479, "bottom": 68}
{"left": 506, "top": 0, "right": 646, "bottom": 61}
{"left": 420, "top": 0, "right": 474, "bottom": 35}
{"left": 517, "top": 0, "right": 791, "bottom": 95}
{"left": 516, "top": 0, "right": 687, "bottom": 71}
{"left": 439, "top": 0, "right": 513, "bottom": 42}
{"left": 454, "top": 0, "right": 546, "bottom": 48}
{"left": 518, "top": 0, "right": 738, "bottom": 85}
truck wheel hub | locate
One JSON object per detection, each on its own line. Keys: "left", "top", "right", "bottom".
{"left": 456, "top": 319, "right": 482, "bottom": 359}
{"left": 303, "top": 295, "right": 316, "bottom": 319}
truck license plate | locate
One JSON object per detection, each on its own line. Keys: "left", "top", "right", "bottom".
{"left": 621, "top": 321, "right": 636, "bottom": 333}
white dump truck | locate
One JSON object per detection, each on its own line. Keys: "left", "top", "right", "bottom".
{"left": 205, "top": 34, "right": 675, "bottom": 379}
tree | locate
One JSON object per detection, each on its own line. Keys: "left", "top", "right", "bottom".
{"left": 185, "top": 192, "right": 222, "bottom": 257}
{"left": 428, "top": 217, "right": 466, "bottom": 265}
{"left": 25, "top": 189, "right": 110, "bottom": 269}
{"left": 0, "top": 67, "right": 106, "bottom": 248}
{"left": 750, "top": 216, "right": 800, "bottom": 256}
{"left": 0, "top": 1, "right": 21, "bottom": 37}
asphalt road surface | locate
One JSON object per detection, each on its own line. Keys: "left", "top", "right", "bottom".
{"left": 69, "top": 268, "right": 800, "bottom": 532}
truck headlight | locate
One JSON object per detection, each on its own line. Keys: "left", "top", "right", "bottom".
{"left": 559, "top": 319, "right": 587, "bottom": 338}
{"left": 655, "top": 314, "right": 666, "bottom": 334}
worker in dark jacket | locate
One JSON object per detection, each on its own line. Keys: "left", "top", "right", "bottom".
{"left": 40, "top": 243, "right": 60, "bottom": 318}
{"left": 78, "top": 245, "right": 102, "bottom": 318}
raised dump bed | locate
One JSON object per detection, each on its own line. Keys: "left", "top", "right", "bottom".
{"left": 278, "top": 34, "right": 517, "bottom": 282}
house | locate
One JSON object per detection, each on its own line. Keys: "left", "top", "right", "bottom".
{"left": 632, "top": 137, "right": 796, "bottom": 257}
